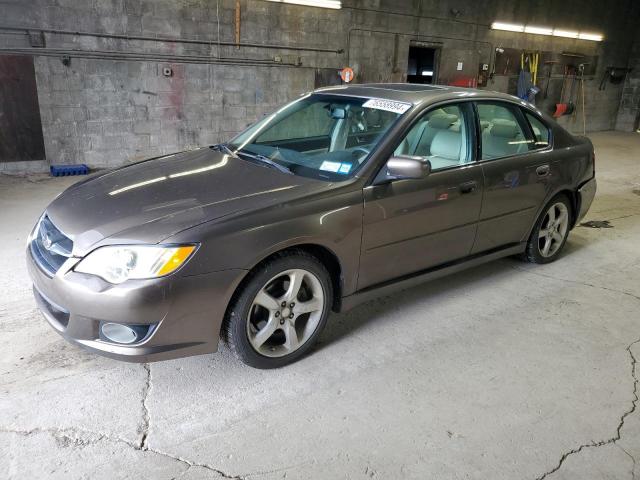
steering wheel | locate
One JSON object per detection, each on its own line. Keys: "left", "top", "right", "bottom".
{"left": 351, "top": 147, "right": 370, "bottom": 163}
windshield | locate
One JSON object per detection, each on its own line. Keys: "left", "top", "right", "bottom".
{"left": 227, "top": 94, "right": 410, "bottom": 181}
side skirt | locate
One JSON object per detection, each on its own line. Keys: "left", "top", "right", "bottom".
{"left": 339, "top": 243, "right": 526, "bottom": 312}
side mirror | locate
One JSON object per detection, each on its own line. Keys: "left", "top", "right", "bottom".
{"left": 376, "top": 155, "right": 431, "bottom": 184}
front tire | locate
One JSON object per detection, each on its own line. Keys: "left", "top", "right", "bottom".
{"left": 223, "top": 250, "right": 333, "bottom": 369}
{"left": 523, "top": 194, "right": 572, "bottom": 264}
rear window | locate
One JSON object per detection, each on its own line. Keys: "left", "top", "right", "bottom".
{"left": 525, "top": 113, "right": 551, "bottom": 149}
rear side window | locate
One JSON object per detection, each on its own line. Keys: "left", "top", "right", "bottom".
{"left": 524, "top": 113, "right": 551, "bottom": 149}
{"left": 476, "top": 103, "right": 530, "bottom": 160}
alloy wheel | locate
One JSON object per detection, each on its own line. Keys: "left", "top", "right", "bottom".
{"left": 246, "top": 269, "right": 325, "bottom": 357}
{"left": 538, "top": 202, "right": 569, "bottom": 258}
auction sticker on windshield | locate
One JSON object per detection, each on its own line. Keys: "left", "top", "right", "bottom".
{"left": 320, "top": 161, "right": 342, "bottom": 172}
{"left": 362, "top": 99, "right": 412, "bottom": 114}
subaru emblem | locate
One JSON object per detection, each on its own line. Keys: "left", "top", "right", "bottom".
{"left": 42, "top": 232, "right": 53, "bottom": 250}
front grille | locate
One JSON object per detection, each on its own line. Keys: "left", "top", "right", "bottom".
{"left": 30, "top": 215, "right": 73, "bottom": 276}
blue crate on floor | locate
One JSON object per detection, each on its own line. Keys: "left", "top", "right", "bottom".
{"left": 50, "top": 164, "right": 90, "bottom": 177}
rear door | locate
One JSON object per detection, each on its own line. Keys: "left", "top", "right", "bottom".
{"left": 358, "top": 102, "right": 483, "bottom": 289}
{"left": 472, "top": 101, "right": 553, "bottom": 253}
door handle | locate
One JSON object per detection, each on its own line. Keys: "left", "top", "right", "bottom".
{"left": 459, "top": 181, "right": 478, "bottom": 194}
{"left": 536, "top": 165, "right": 550, "bottom": 177}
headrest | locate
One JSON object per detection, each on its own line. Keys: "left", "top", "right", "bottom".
{"left": 428, "top": 114, "right": 458, "bottom": 130}
{"left": 490, "top": 122, "right": 519, "bottom": 138}
{"left": 430, "top": 130, "right": 461, "bottom": 160}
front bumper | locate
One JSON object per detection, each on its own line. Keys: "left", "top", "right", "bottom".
{"left": 576, "top": 177, "right": 597, "bottom": 224}
{"left": 27, "top": 249, "right": 246, "bottom": 362}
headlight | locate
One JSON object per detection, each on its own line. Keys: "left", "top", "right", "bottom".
{"left": 75, "top": 244, "right": 197, "bottom": 284}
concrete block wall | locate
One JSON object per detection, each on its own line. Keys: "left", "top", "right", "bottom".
{"left": 35, "top": 57, "right": 313, "bottom": 168}
{"left": 1, "top": 0, "right": 639, "bottom": 170}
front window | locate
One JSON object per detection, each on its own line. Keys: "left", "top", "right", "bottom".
{"left": 393, "top": 104, "right": 471, "bottom": 171}
{"left": 228, "top": 94, "right": 410, "bottom": 180}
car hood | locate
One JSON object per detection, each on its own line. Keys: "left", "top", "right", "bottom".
{"left": 46, "top": 149, "right": 329, "bottom": 256}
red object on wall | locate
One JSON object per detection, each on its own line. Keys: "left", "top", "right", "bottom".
{"left": 449, "top": 76, "right": 478, "bottom": 88}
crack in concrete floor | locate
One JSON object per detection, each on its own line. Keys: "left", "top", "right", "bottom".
{"left": 619, "top": 445, "right": 637, "bottom": 480}
{"left": 534, "top": 339, "right": 640, "bottom": 480}
{"left": 510, "top": 265, "right": 640, "bottom": 304}
{"left": 511, "top": 264, "right": 640, "bottom": 479}
{"left": 4, "top": 358, "right": 243, "bottom": 478}
{"left": 1, "top": 425, "right": 245, "bottom": 479}
{"left": 139, "top": 362, "right": 151, "bottom": 450}
{"left": 131, "top": 364, "right": 245, "bottom": 478}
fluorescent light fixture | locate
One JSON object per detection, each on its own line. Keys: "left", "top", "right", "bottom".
{"left": 421, "top": 70, "right": 433, "bottom": 76}
{"left": 552, "top": 29, "right": 579, "bottom": 39}
{"left": 524, "top": 25, "right": 552, "bottom": 35}
{"left": 578, "top": 32, "right": 603, "bottom": 41}
{"left": 265, "top": 0, "right": 341, "bottom": 9}
{"left": 492, "top": 22, "right": 524, "bottom": 32}
{"left": 492, "top": 21, "right": 603, "bottom": 41}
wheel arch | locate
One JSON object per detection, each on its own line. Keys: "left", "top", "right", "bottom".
{"left": 221, "top": 243, "right": 344, "bottom": 338}
{"left": 556, "top": 188, "right": 579, "bottom": 228}
{"left": 288, "top": 243, "right": 344, "bottom": 311}
{"left": 523, "top": 188, "right": 578, "bottom": 243}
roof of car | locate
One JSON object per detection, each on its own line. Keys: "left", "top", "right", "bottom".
{"left": 313, "top": 83, "right": 526, "bottom": 106}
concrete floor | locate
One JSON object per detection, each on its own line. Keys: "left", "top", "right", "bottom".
{"left": 1, "top": 131, "right": 639, "bottom": 480}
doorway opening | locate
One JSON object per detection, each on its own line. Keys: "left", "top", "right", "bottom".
{"left": 0, "top": 55, "right": 45, "bottom": 163}
{"left": 407, "top": 46, "right": 438, "bottom": 84}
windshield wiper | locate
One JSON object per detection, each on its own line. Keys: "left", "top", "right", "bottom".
{"left": 235, "top": 150, "right": 293, "bottom": 175}
{"left": 210, "top": 143, "right": 236, "bottom": 156}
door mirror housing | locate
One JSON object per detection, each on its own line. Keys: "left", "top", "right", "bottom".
{"left": 375, "top": 155, "right": 431, "bottom": 184}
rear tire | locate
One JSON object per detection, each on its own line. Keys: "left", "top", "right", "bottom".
{"left": 223, "top": 250, "right": 333, "bottom": 369}
{"left": 522, "top": 194, "right": 572, "bottom": 264}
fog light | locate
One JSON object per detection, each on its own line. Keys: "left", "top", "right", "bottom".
{"left": 101, "top": 322, "right": 148, "bottom": 344}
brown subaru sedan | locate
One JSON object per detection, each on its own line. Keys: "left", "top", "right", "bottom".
{"left": 27, "top": 84, "right": 596, "bottom": 368}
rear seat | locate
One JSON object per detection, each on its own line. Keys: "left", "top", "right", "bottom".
{"left": 481, "top": 121, "right": 528, "bottom": 159}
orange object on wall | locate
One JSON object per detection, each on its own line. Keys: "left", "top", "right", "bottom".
{"left": 340, "top": 67, "right": 355, "bottom": 83}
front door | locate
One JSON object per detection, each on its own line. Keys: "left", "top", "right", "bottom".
{"left": 358, "top": 102, "right": 483, "bottom": 289}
